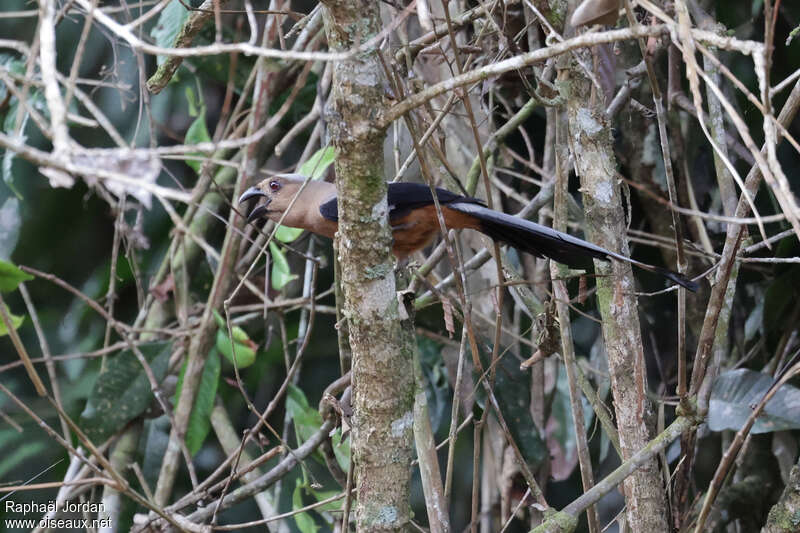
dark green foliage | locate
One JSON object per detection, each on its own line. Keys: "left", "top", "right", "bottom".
{"left": 0, "top": 258, "right": 32, "bottom": 292}
{"left": 80, "top": 342, "right": 172, "bottom": 443}
{"left": 476, "top": 343, "right": 548, "bottom": 469}
{"left": 174, "top": 349, "right": 221, "bottom": 455}
{"left": 417, "top": 336, "right": 452, "bottom": 433}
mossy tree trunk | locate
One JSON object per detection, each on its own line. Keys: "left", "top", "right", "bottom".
{"left": 763, "top": 461, "right": 800, "bottom": 533}
{"left": 321, "top": 1, "right": 415, "bottom": 531}
{"left": 565, "top": 71, "right": 670, "bottom": 531}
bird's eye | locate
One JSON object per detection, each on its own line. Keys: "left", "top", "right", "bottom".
{"left": 268, "top": 180, "right": 280, "bottom": 192}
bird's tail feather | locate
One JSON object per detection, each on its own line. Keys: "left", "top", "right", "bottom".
{"left": 449, "top": 202, "right": 699, "bottom": 292}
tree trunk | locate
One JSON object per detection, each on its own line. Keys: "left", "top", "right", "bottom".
{"left": 321, "top": 1, "right": 415, "bottom": 531}
{"left": 565, "top": 74, "right": 670, "bottom": 531}
{"left": 762, "top": 461, "right": 800, "bottom": 533}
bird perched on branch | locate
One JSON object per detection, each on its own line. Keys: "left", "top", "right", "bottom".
{"left": 240, "top": 174, "right": 698, "bottom": 292}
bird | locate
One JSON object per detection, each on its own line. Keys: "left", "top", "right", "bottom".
{"left": 239, "top": 174, "right": 699, "bottom": 292}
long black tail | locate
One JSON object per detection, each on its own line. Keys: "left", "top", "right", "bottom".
{"left": 449, "top": 202, "right": 699, "bottom": 292}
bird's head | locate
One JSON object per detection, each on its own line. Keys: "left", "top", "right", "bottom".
{"left": 238, "top": 173, "right": 307, "bottom": 223}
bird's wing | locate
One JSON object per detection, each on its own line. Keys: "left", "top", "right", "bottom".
{"left": 318, "top": 182, "right": 483, "bottom": 223}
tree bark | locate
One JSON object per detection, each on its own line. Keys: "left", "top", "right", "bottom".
{"left": 321, "top": 1, "right": 415, "bottom": 531}
{"left": 565, "top": 73, "right": 670, "bottom": 531}
{"left": 762, "top": 461, "right": 800, "bottom": 533}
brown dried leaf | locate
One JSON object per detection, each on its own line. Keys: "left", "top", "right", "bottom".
{"left": 442, "top": 296, "right": 455, "bottom": 338}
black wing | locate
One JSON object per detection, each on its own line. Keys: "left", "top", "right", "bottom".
{"left": 319, "top": 196, "right": 339, "bottom": 222}
{"left": 318, "top": 182, "right": 484, "bottom": 223}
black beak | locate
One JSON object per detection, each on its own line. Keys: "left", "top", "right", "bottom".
{"left": 239, "top": 186, "right": 267, "bottom": 204}
{"left": 246, "top": 204, "right": 269, "bottom": 223}
{"left": 239, "top": 187, "right": 271, "bottom": 223}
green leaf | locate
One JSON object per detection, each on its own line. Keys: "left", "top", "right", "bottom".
{"left": 309, "top": 487, "right": 344, "bottom": 513}
{"left": 212, "top": 309, "right": 250, "bottom": 343}
{"left": 175, "top": 350, "right": 221, "bottom": 455}
{"left": 212, "top": 309, "right": 227, "bottom": 329}
{"left": 269, "top": 242, "right": 297, "bottom": 290}
{"left": 331, "top": 427, "right": 350, "bottom": 472}
{"left": 185, "top": 111, "right": 211, "bottom": 173}
{"left": 286, "top": 384, "right": 322, "bottom": 445}
{"left": 215, "top": 329, "right": 256, "bottom": 368}
{"left": 231, "top": 326, "right": 249, "bottom": 344}
{"left": 150, "top": 0, "right": 190, "bottom": 66}
{"left": 274, "top": 224, "right": 305, "bottom": 243}
{"left": 292, "top": 479, "right": 320, "bottom": 533}
{"left": 0, "top": 303, "right": 23, "bottom": 336}
{"left": 709, "top": 368, "right": 800, "bottom": 434}
{"left": 185, "top": 86, "right": 200, "bottom": 117}
{"left": 298, "top": 146, "right": 335, "bottom": 180}
{"left": 0, "top": 259, "right": 33, "bottom": 292}
{"left": 80, "top": 342, "right": 172, "bottom": 443}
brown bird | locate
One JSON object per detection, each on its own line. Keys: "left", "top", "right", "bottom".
{"left": 240, "top": 174, "right": 698, "bottom": 291}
